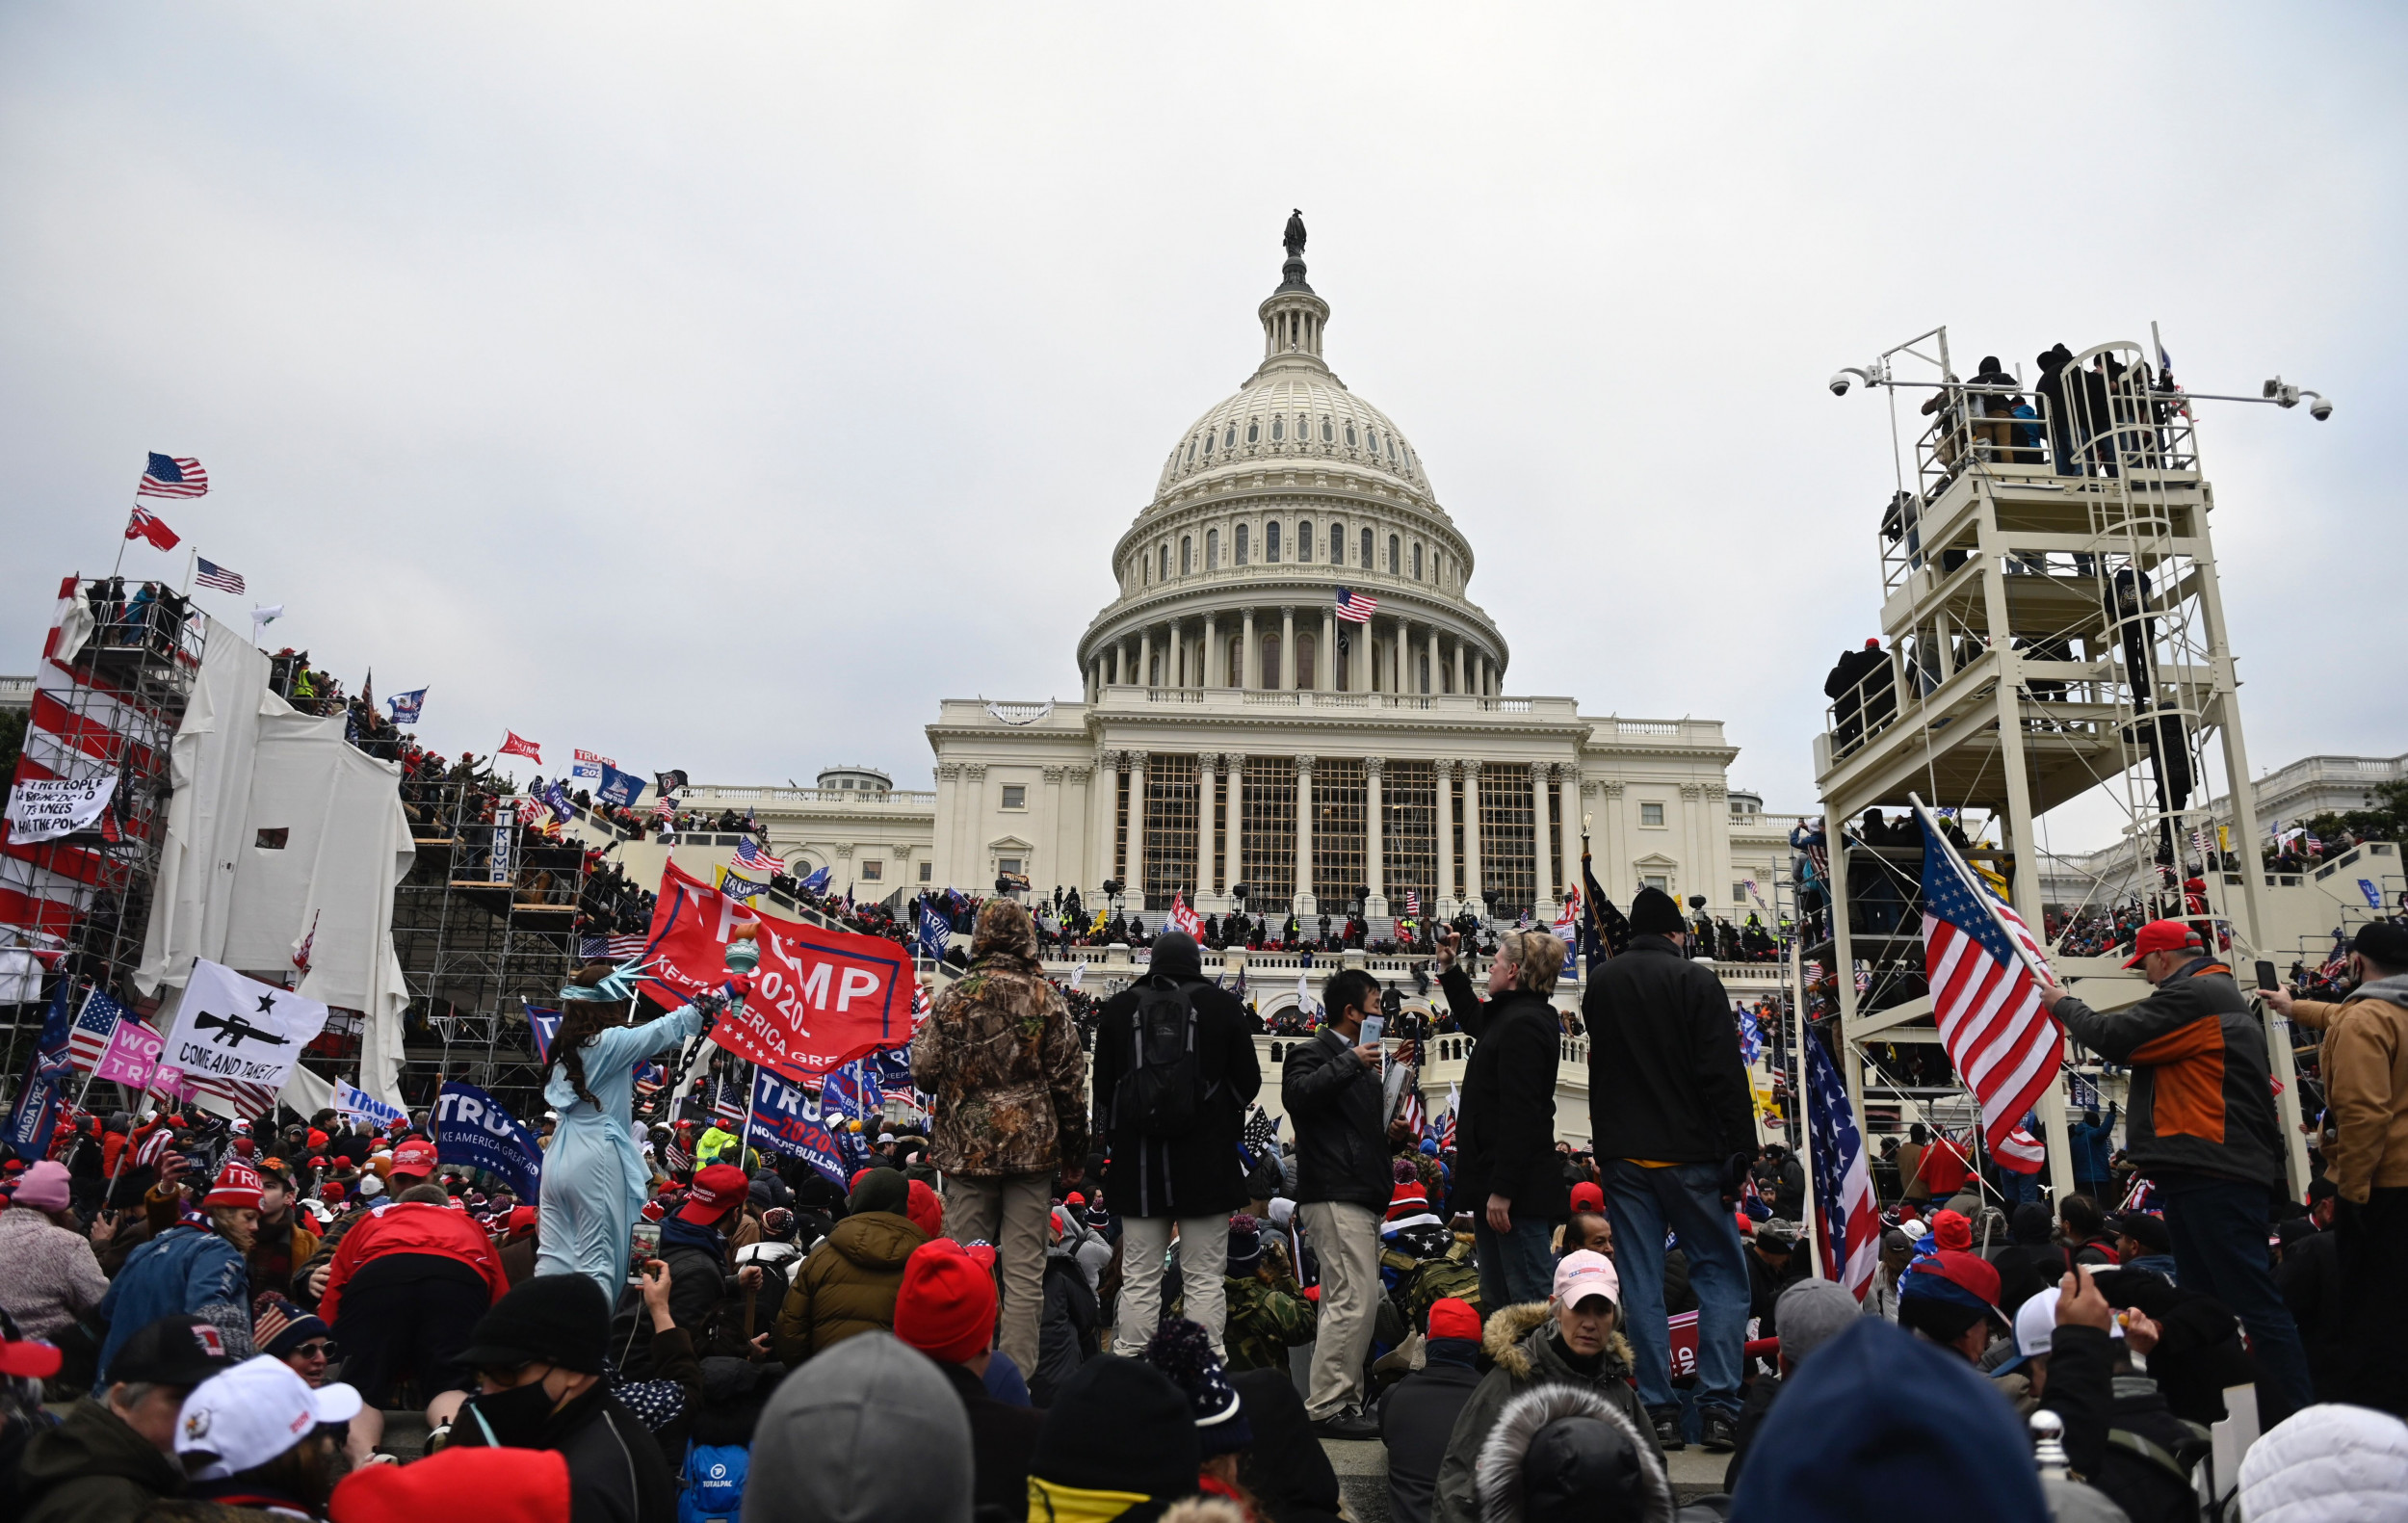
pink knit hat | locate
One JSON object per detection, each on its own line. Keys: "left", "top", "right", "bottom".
{"left": 13, "top": 1159, "right": 70, "bottom": 1213}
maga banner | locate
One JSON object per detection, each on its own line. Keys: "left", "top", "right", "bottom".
{"left": 642, "top": 860, "right": 916, "bottom": 1082}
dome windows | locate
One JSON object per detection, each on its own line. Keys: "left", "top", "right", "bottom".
{"left": 1179, "top": 536, "right": 1191, "bottom": 575}
{"left": 1298, "top": 519, "right": 1313, "bottom": 563}
{"left": 1328, "top": 521, "right": 1344, "bottom": 563}
{"left": 1160, "top": 543, "right": 1171, "bottom": 582}
{"left": 1345, "top": 423, "right": 1358, "bottom": 448}
{"left": 1245, "top": 419, "right": 1260, "bottom": 445}
{"left": 1368, "top": 428, "right": 1381, "bottom": 454}
{"left": 1359, "top": 527, "right": 1373, "bottom": 567}
{"left": 1186, "top": 438, "right": 1198, "bottom": 465}
{"left": 1388, "top": 534, "right": 1400, "bottom": 573}
{"left": 1412, "top": 541, "right": 1424, "bottom": 580}
{"left": 1224, "top": 424, "right": 1237, "bottom": 450}
{"left": 1266, "top": 520, "right": 1282, "bottom": 563}
{"left": 1206, "top": 527, "right": 1219, "bottom": 568}
{"left": 1235, "top": 522, "right": 1250, "bottom": 565}
{"left": 1322, "top": 418, "right": 1334, "bottom": 443}
{"left": 1270, "top": 415, "right": 1284, "bottom": 442}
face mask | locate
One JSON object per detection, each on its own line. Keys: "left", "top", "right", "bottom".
{"left": 459, "top": 1379, "right": 562, "bottom": 1448}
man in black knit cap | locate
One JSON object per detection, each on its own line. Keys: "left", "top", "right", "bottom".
{"left": 1026, "top": 1355, "right": 1203, "bottom": 1521}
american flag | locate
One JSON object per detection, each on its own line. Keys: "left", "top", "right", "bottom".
{"left": 733, "top": 838, "right": 781, "bottom": 877}
{"left": 137, "top": 453, "right": 209, "bottom": 498}
{"left": 1404, "top": 889, "right": 1420, "bottom": 916}
{"left": 580, "top": 933, "right": 648, "bottom": 961}
{"left": 1400, "top": 1084, "right": 1426, "bottom": 1140}
{"left": 1240, "top": 1104, "right": 1282, "bottom": 1167}
{"left": 1437, "top": 1084, "right": 1458, "bottom": 1152}
{"left": 1802, "top": 1029, "right": 1880, "bottom": 1300}
{"left": 1994, "top": 1122, "right": 2046, "bottom": 1174}
{"left": 194, "top": 559, "right": 246, "bottom": 594}
{"left": 712, "top": 1081, "right": 746, "bottom": 1124}
{"left": 67, "top": 986, "right": 127, "bottom": 1071}
{"left": 1915, "top": 808, "right": 2063, "bottom": 1158}
{"left": 1335, "top": 587, "right": 1378, "bottom": 623}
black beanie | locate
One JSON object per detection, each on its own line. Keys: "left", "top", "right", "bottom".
{"left": 2010, "top": 1202, "right": 2055, "bottom": 1247}
{"left": 1629, "top": 887, "right": 1685, "bottom": 936}
{"left": 848, "top": 1166, "right": 908, "bottom": 1217}
{"left": 456, "top": 1272, "right": 611, "bottom": 1374}
{"left": 2354, "top": 920, "right": 2408, "bottom": 971}
{"left": 1031, "top": 1354, "right": 1200, "bottom": 1499}
{"left": 1523, "top": 1414, "right": 1650, "bottom": 1523}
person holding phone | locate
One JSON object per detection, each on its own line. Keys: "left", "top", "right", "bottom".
{"left": 1284, "top": 966, "right": 1414, "bottom": 1438}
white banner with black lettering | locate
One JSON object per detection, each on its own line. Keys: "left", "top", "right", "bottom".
{"left": 4, "top": 775, "right": 116, "bottom": 844}
{"left": 161, "top": 958, "right": 328, "bottom": 1096}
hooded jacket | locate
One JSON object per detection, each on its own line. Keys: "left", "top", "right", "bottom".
{"left": 910, "top": 900, "right": 1090, "bottom": 1178}
{"left": 17, "top": 1397, "right": 188, "bottom": 1523}
{"left": 2286, "top": 973, "right": 2408, "bottom": 1202}
{"left": 1090, "top": 934, "right": 1262, "bottom": 1219}
{"left": 2052, "top": 958, "right": 2283, "bottom": 1186}
{"left": 1433, "top": 1301, "right": 1656, "bottom": 1523}
{"left": 1380, "top": 1336, "right": 1484, "bottom": 1523}
{"left": 1582, "top": 936, "right": 1755, "bottom": 1165}
{"left": 1472, "top": 1383, "right": 1674, "bottom": 1523}
{"left": 771, "top": 1210, "right": 929, "bottom": 1365}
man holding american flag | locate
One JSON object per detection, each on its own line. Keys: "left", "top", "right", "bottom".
{"left": 2040, "top": 920, "right": 2316, "bottom": 1425}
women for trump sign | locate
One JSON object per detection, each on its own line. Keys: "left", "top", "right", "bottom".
{"left": 641, "top": 861, "right": 915, "bottom": 1083}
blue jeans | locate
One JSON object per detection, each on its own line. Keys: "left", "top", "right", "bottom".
{"left": 2159, "top": 1173, "right": 2315, "bottom": 1427}
{"left": 1602, "top": 1159, "right": 1748, "bottom": 1417}
{"left": 1474, "top": 1215, "right": 1557, "bottom": 1311}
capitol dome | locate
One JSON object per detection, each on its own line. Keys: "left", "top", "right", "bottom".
{"left": 1080, "top": 238, "right": 1506, "bottom": 701}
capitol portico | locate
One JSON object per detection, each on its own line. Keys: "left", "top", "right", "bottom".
{"left": 692, "top": 232, "right": 1774, "bottom": 930}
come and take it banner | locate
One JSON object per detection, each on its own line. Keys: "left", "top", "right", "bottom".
{"left": 642, "top": 859, "right": 915, "bottom": 1083}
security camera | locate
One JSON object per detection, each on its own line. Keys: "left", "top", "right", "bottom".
{"left": 2306, "top": 392, "right": 2334, "bottom": 421}
{"left": 1829, "top": 372, "right": 1853, "bottom": 398}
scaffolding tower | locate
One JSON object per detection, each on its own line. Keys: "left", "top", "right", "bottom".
{"left": 1812, "top": 328, "right": 2309, "bottom": 1199}
{"left": 1, "top": 580, "right": 204, "bottom": 1079}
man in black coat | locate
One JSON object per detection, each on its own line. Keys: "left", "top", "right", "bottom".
{"left": 1090, "top": 930, "right": 1261, "bottom": 1358}
{"left": 1434, "top": 926, "right": 1569, "bottom": 1310}
{"left": 1583, "top": 885, "right": 1756, "bottom": 1454}
{"left": 1378, "top": 1297, "right": 1484, "bottom": 1523}
{"left": 1284, "top": 966, "right": 1412, "bottom": 1439}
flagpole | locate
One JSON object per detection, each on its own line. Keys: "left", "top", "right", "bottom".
{"left": 180, "top": 544, "right": 196, "bottom": 595}
{"left": 1795, "top": 997, "right": 1827, "bottom": 1282}
{"left": 1905, "top": 793, "right": 2051, "bottom": 984}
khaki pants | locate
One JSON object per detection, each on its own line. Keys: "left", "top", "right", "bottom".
{"left": 1298, "top": 1200, "right": 1380, "bottom": 1420}
{"left": 1113, "top": 1213, "right": 1232, "bottom": 1357}
{"left": 942, "top": 1171, "right": 1051, "bottom": 1377}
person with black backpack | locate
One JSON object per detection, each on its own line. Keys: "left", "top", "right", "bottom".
{"left": 1090, "top": 929, "right": 1262, "bottom": 1357}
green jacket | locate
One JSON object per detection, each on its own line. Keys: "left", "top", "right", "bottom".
{"left": 1221, "top": 1271, "right": 1317, "bottom": 1373}
{"left": 1432, "top": 1301, "right": 1659, "bottom": 1523}
{"left": 19, "top": 1398, "right": 186, "bottom": 1523}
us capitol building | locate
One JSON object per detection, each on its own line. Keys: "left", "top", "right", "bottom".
{"left": 687, "top": 228, "right": 1790, "bottom": 929}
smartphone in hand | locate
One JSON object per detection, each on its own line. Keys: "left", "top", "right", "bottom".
{"left": 1360, "top": 1016, "right": 1384, "bottom": 1047}
{"left": 2255, "top": 959, "right": 2279, "bottom": 991}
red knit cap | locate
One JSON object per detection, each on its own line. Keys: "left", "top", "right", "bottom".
{"left": 905, "top": 1178, "right": 944, "bottom": 1239}
{"left": 328, "top": 1445, "right": 569, "bottom": 1523}
{"left": 1387, "top": 1178, "right": 1430, "bottom": 1222}
{"left": 203, "top": 1160, "right": 264, "bottom": 1211}
{"left": 893, "top": 1238, "right": 997, "bottom": 1365}
{"left": 1426, "top": 1297, "right": 1482, "bottom": 1343}
{"left": 1931, "top": 1208, "right": 1973, "bottom": 1252}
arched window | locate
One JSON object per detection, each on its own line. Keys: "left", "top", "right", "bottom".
{"left": 1369, "top": 428, "right": 1381, "bottom": 454}
{"left": 1201, "top": 430, "right": 1213, "bottom": 457}
{"left": 1262, "top": 631, "right": 1282, "bottom": 689}
{"left": 1361, "top": 527, "right": 1374, "bottom": 567}
{"left": 1419, "top": 652, "right": 1430, "bottom": 695}
{"left": 1271, "top": 415, "right": 1284, "bottom": 441}
{"left": 1160, "top": 544, "right": 1170, "bottom": 581}
{"left": 1298, "top": 520, "right": 1313, "bottom": 563}
{"left": 1296, "top": 631, "right": 1317, "bottom": 691}
{"left": 1322, "top": 418, "right": 1334, "bottom": 443}
{"left": 1141, "top": 555, "right": 1150, "bottom": 587}
{"left": 1389, "top": 534, "right": 1400, "bottom": 573}
{"left": 1179, "top": 536, "right": 1191, "bottom": 574}
{"left": 1223, "top": 424, "right": 1236, "bottom": 449}
{"left": 1185, "top": 438, "right": 1197, "bottom": 465}
{"left": 1329, "top": 522, "right": 1344, "bottom": 563}
{"left": 1412, "top": 542, "right": 1424, "bottom": 580}
{"left": 1346, "top": 422, "right": 1358, "bottom": 447}
{"left": 1246, "top": 419, "right": 1260, "bottom": 444}
{"left": 1206, "top": 527, "right": 1219, "bottom": 569}
{"left": 1267, "top": 520, "right": 1282, "bottom": 563}
{"left": 1236, "top": 523, "right": 1249, "bottom": 565}
{"left": 1229, "top": 636, "right": 1244, "bottom": 686}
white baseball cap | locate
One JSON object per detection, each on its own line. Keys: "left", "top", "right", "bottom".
{"left": 2003, "top": 1284, "right": 2121, "bottom": 1374}
{"left": 176, "top": 1354, "right": 362, "bottom": 1479}
{"left": 1553, "top": 1248, "right": 1621, "bottom": 1310}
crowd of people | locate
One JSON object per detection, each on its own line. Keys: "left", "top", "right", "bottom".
{"left": 6, "top": 888, "right": 2408, "bottom": 1521}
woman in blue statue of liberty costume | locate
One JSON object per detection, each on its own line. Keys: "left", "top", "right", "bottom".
{"left": 535, "top": 955, "right": 726, "bottom": 1304}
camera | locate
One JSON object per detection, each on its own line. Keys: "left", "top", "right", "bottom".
{"left": 1829, "top": 372, "right": 1853, "bottom": 397}
{"left": 2309, "top": 395, "right": 2334, "bottom": 421}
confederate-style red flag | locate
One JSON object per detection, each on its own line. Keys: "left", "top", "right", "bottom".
{"left": 124, "top": 506, "right": 180, "bottom": 550}
{"left": 498, "top": 731, "right": 542, "bottom": 762}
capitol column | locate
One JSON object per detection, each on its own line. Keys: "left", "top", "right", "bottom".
{"left": 1454, "top": 640, "right": 1468, "bottom": 698}
{"left": 1364, "top": 756, "right": 1388, "bottom": 918}
{"left": 959, "top": 765, "right": 986, "bottom": 889}
{"left": 1195, "top": 753, "right": 1217, "bottom": 903}
{"left": 1427, "top": 628, "right": 1443, "bottom": 699}
{"left": 1040, "top": 766, "right": 1065, "bottom": 892}
{"left": 1203, "top": 614, "right": 1220, "bottom": 689}
{"left": 1128, "top": 753, "right": 1150, "bottom": 907}
{"left": 1318, "top": 607, "right": 1335, "bottom": 691}
{"left": 1092, "top": 750, "right": 1122, "bottom": 900}
{"left": 1435, "top": 760, "right": 1457, "bottom": 915}
{"left": 1241, "top": 611, "right": 1256, "bottom": 690}
{"left": 1530, "top": 760, "right": 1556, "bottom": 913}
{"left": 1279, "top": 607, "right": 1296, "bottom": 691}
{"left": 1225, "top": 752, "right": 1247, "bottom": 905}
{"left": 1139, "top": 629, "right": 1154, "bottom": 691}
{"left": 1294, "top": 754, "right": 1316, "bottom": 918}
{"left": 1560, "top": 768, "right": 1585, "bottom": 913}
{"left": 1462, "top": 760, "right": 1485, "bottom": 917}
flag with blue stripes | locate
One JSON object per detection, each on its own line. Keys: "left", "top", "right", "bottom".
{"left": 919, "top": 903, "right": 952, "bottom": 961}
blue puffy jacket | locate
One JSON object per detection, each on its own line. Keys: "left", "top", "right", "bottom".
{"left": 2066, "top": 1105, "right": 2119, "bottom": 1185}
{"left": 94, "top": 1225, "right": 251, "bottom": 1382}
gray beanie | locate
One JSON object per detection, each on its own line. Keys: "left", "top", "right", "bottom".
{"left": 743, "top": 1332, "right": 971, "bottom": 1523}
{"left": 1775, "top": 1279, "right": 1864, "bottom": 1368}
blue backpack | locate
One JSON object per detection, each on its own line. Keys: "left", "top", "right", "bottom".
{"left": 678, "top": 1440, "right": 749, "bottom": 1523}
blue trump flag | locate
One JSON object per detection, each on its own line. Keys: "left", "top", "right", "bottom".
{"left": 523, "top": 1004, "right": 563, "bottom": 1066}
{"left": 595, "top": 764, "right": 644, "bottom": 810}
{"left": 6, "top": 981, "right": 72, "bottom": 1158}
{"left": 918, "top": 902, "right": 951, "bottom": 962}
{"left": 434, "top": 1080, "right": 545, "bottom": 1203}
{"left": 798, "top": 864, "right": 832, "bottom": 895}
{"left": 744, "top": 1069, "right": 849, "bottom": 1186}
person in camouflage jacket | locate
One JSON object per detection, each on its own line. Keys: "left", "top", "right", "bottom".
{"left": 911, "top": 897, "right": 1088, "bottom": 1374}
{"left": 1178, "top": 1214, "right": 1317, "bottom": 1374}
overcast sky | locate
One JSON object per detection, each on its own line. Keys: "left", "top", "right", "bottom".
{"left": 4, "top": 5, "right": 2399, "bottom": 849}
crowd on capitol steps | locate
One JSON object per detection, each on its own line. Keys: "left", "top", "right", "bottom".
{"left": 5, "top": 889, "right": 2408, "bottom": 1523}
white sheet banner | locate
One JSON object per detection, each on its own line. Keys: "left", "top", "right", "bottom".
{"left": 333, "top": 1077, "right": 405, "bottom": 1126}
{"left": 5, "top": 775, "right": 117, "bottom": 843}
{"left": 162, "top": 958, "right": 328, "bottom": 1094}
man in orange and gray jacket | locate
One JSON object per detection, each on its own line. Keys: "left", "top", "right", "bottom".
{"left": 2039, "top": 917, "right": 2315, "bottom": 1425}
{"left": 2268, "top": 919, "right": 2408, "bottom": 1416}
